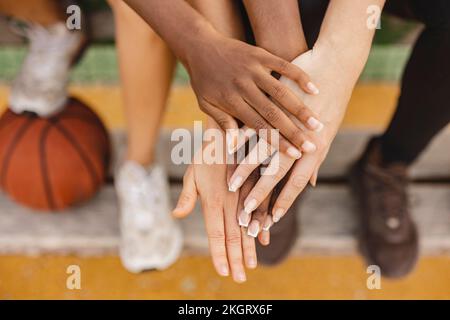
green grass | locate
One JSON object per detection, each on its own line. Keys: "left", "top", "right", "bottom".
{"left": 0, "top": 44, "right": 410, "bottom": 85}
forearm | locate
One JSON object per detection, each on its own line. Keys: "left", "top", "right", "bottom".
{"left": 123, "top": 0, "right": 216, "bottom": 65}
{"left": 243, "top": 0, "right": 308, "bottom": 61}
{"left": 314, "top": 0, "right": 386, "bottom": 80}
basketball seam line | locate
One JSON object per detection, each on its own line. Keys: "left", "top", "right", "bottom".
{"left": 52, "top": 122, "right": 101, "bottom": 190}
{"left": 58, "top": 114, "right": 111, "bottom": 167}
{"left": 0, "top": 117, "right": 34, "bottom": 189}
{"left": 40, "top": 123, "right": 56, "bottom": 210}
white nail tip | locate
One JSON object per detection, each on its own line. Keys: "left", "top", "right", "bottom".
{"left": 244, "top": 199, "right": 257, "bottom": 214}
{"left": 247, "top": 223, "right": 260, "bottom": 238}
{"left": 229, "top": 176, "right": 243, "bottom": 193}
{"left": 239, "top": 213, "right": 250, "bottom": 227}
{"left": 302, "top": 141, "right": 317, "bottom": 152}
{"left": 307, "top": 82, "right": 320, "bottom": 95}
{"left": 287, "top": 147, "right": 302, "bottom": 159}
{"left": 307, "top": 117, "right": 324, "bottom": 132}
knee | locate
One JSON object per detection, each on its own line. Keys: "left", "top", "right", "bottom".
{"left": 109, "top": 0, "right": 164, "bottom": 44}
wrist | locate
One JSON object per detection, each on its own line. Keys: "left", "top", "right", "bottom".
{"left": 253, "top": 24, "right": 308, "bottom": 61}
{"left": 313, "top": 38, "right": 370, "bottom": 82}
{"left": 178, "top": 21, "right": 219, "bottom": 69}
{"left": 257, "top": 36, "right": 308, "bottom": 61}
{"left": 316, "top": 34, "right": 371, "bottom": 58}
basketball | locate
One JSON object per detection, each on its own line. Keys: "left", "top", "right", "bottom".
{"left": 0, "top": 97, "right": 111, "bottom": 211}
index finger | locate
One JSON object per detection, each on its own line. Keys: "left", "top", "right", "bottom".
{"left": 201, "top": 197, "right": 229, "bottom": 278}
{"left": 271, "top": 153, "right": 318, "bottom": 222}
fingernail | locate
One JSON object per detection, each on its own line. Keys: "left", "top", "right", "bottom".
{"left": 261, "top": 232, "right": 270, "bottom": 246}
{"left": 235, "top": 272, "right": 247, "bottom": 283}
{"left": 244, "top": 199, "right": 257, "bottom": 214}
{"left": 262, "top": 216, "right": 273, "bottom": 231}
{"left": 228, "top": 175, "right": 243, "bottom": 192}
{"left": 247, "top": 257, "right": 257, "bottom": 269}
{"left": 310, "top": 175, "right": 318, "bottom": 187}
{"left": 302, "top": 141, "right": 317, "bottom": 153}
{"left": 287, "top": 147, "right": 302, "bottom": 159}
{"left": 219, "top": 264, "right": 229, "bottom": 276}
{"left": 307, "top": 82, "right": 320, "bottom": 95}
{"left": 247, "top": 220, "right": 260, "bottom": 238}
{"left": 238, "top": 210, "right": 251, "bottom": 227}
{"left": 307, "top": 117, "right": 324, "bottom": 132}
{"left": 226, "top": 132, "right": 237, "bottom": 154}
{"left": 172, "top": 205, "right": 184, "bottom": 216}
{"left": 273, "top": 208, "right": 285, "bottom": 223}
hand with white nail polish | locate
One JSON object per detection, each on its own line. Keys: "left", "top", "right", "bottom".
{"left": 234, "top": 168, "right": 273, "bottom": 247}
{"left": 231, "top": 45, "right": 363, "bottom": 225}
{"left": 173, "top": 121, "right": 260, "bottom": 283}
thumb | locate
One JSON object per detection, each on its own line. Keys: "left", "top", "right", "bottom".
{"left": 173, "top": 166, "right": 197, "bottom": 218}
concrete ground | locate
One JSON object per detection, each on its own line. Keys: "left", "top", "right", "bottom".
{"left": 0, "top": 83, "right": 449, "bottom": 299}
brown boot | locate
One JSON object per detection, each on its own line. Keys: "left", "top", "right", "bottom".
{"left": 349, "top": 137, "right": 418, "bottom": 278}
{"left": 256, "top": 185, "right": 299, "bottom": 266}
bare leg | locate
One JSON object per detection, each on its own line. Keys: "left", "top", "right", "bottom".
{"left": 0, "top": 0, "right": 64, "bottom": 25}
{"left": 109, "top": 0, "right": 176, "bottom": 166}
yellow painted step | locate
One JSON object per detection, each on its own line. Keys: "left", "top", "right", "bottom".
{"left": 0, "top": 84, "right": 399, "bottom": 130}
{"left": 1, "top": 255, "right": 449, "bottom": 299}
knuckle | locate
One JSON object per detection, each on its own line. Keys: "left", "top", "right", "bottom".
{"left": 264, "top": 107, "right": 281, "bottom": 123}
{"left": 291, "top": 174, "right": 309, "bottom": 189}
{"left": 209, "top": 230, "right": 225, "bottom": 243}
{"left": 295, "top": 105, "right": 308, "bottom": 120}
{"left": 280, "top": 192, "right": 295, "bottom": 205}
{"left": 226, "top": 233, "right": 242, "bottom": 246}
{"left": 278, "top": 60, "right": 289, "bottom": 74}
{"left": 272, "top": 84, "right": 288, "bottom": 100}
{"left": 231, "top": 77, "right": 247, "bottom": 91}
{"left": 252, "top": 117, "right": 267, "bottom": 132}
{"left": 216, "top": 116, "right": 231, "bottom": 129}
{"left": 223, "top": 92, "right": 239, "bottom": 107}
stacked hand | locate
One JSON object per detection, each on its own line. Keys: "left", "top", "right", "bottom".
{"left": 231, "top": 47, "right": 356, "bottom": 229}
{"left": 174, "top": 43, "right": 358, "bottom": 283}
{"left": 183, "top": 29, "right": 325, "bottom": 158}
{"left": 172, "top": 136, "right": 258, "bottom": 283}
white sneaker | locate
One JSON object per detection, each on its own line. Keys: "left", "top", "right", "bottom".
{"left": 9, "top": 22, "right": 86, "bottom": 117}
{"left": 115, "top": 161, "right": 183, "bottom": 273}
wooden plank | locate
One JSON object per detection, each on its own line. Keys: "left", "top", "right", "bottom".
{"left": 111, "top": 129, "right": 450, "bottom": 180}
{"left": 0, "top": 183, "right": 448, "bottom": 256}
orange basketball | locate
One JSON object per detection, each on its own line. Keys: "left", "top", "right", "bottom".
{"left": 0, "top": 97, "right": 111, "bottom": 211}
